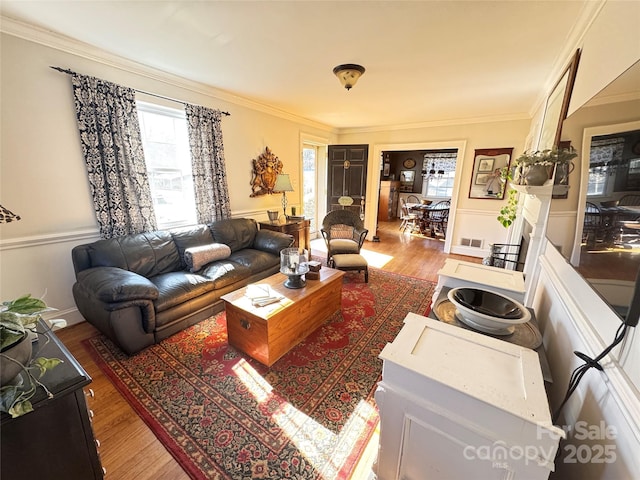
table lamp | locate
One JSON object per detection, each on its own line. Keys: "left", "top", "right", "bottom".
{"left": 274, "top": 174, "right": 294, "bottom": 217}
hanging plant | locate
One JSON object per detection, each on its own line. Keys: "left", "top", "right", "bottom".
{"left": 498, "top": 187, "right": 519, "bottom": 228}
{"left": 497, "top": 166, "right": 518, "bottom": 228}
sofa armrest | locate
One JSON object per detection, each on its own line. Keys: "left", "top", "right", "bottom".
{"left": 76, "top": 267, "right": 159, "bottom": 303}
{"left": 254, "top": 229, "right": 294, "bottom": 255}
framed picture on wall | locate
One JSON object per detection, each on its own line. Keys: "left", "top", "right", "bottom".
{"left": 477, "top": 158, "right": 494, "bottom": 172}
{"left": 383, "top": 162, "right": 390, "bottom": 177}
{"left": 468, "top": 148, "right": 513, "bottom": 199}
{"left": 475, "top": 173, "right": 491, "bottom": 185}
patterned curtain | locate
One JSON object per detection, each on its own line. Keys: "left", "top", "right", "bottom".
{"left": 185, "top": 104, "right": 231, "bottom": 223}
{"left": 71, "top": 74, "right": 157, "bottom": 238}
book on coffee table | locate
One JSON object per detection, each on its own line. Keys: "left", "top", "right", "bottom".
{"left": 245, "top": 283, "right": 283, "bottom": 307}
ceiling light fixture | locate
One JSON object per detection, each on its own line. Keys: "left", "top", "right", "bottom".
{"left": 333, "top": 64, "right": 365, "bottom": 91}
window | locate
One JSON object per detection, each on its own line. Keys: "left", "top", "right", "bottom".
{"left": 137, "top": 102, "right": 196, "bottom": 228}
{"left": 423, "top": 151, "right": 457, "bottom": 198}
{"left": 426, "top": 171, "right": 455, "bottom": 197}
{"left": 302, "top": 145, "right": 318, "bottom": 232}
{"left": 587, "top": 167, "right": 608, "bottom": 196}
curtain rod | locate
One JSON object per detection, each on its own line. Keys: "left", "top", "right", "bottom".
{"left": 50, "top": 66, "right": 231, "bottom": 116}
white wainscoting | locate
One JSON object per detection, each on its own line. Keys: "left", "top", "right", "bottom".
{"left": 531, "top": 241, "right": 640, "bottom": 479}
{"left": 0, "top": 228, "right": 101, "bottom": 326}
{"left": 449, "top": 208, "right": 510, "bottom": 258}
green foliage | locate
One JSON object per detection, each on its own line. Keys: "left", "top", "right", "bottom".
{"left": 0, "top": 294, "right": 62, "bottom": 418}
{"left": 498, "top": 187, "right": 519, "bottom": 228}
{"left": 514, "top": 146, "right": 578, "bottom": 167}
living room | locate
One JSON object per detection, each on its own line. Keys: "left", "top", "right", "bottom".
{"left": 1, "top": 1, "right": 639, "bottom": 479}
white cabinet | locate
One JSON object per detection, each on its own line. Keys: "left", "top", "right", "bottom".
{"left": 375, "top": 313, "right": 563, "bottom": 480}
{"left": 433, "top": 258, "right": 526, "bottom": 307}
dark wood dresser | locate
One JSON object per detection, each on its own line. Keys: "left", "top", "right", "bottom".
{"left": 259, "top": 218, "right": 311, "bottom": 251}
{"left": 1, "top": 322, "right": 104, "bottom": 479}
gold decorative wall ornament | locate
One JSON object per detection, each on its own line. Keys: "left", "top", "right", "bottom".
{"left": 250, "top": 146, "right": 283, "bottom": 197}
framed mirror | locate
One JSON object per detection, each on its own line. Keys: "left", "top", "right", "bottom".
{"left": 468, "top": 148, "right": 513, "bottom": 199}
{"left": 552, "top": 60, "right": 640, "bottom": 391}
{"left": 400, "top": 170, "right": 415, "bottom": 192}
{"left": 538, "top": 49, "right": 581, "bottom": 152}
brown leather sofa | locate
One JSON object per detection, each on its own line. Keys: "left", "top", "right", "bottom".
{"left": 71, "top": 218, "right": 293, "bottom": 354}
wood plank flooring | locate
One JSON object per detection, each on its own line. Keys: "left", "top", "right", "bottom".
{"left": 55, "top": 220, "right": 481, "bottom": 479}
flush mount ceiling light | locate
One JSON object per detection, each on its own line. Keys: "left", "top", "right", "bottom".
{"left": 333, "top": 64, "right": 365, "bottom": 91}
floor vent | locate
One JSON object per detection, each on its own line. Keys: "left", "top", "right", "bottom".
{"left": 461, "top": 238, "right": 483, "bottom": 248}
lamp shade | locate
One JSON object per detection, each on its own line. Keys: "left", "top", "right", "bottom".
{"left": 333, "top": 64, "right": 365, "bottom": 90}
{"left": 0, "top": 204, "right": 21, "bottom": 224}
{"left": 274, "top": 174, "right": 294, "bottom": 192}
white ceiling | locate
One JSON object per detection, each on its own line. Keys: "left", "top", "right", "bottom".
{"left": 1, "top": 1, "right": 592, "bottom": 129}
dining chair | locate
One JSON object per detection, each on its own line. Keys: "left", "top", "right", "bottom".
{"left": 427, "top": 199, "right": 450, "bottom": 238}
{"left": 399, "top": 199, "right": 419, "bottom": 233}
{"left": 583, "top": 202, "right": 603, "bottom": 247}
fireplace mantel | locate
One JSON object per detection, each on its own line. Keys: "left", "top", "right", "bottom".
{"left": 507, "top": 183, "right": 553, "bottom": 305}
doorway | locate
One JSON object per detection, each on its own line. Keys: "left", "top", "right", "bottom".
{"left": 301, "top": 136, "right": 328, "bottom": 235}
{"left": 369, "top": 141, "right": 467, "bottom": 254}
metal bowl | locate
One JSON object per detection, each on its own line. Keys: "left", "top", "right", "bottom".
{"left": 447, "top": 287, "right": 530, "bottom": 335}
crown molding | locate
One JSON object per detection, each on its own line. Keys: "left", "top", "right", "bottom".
{"left": 339, "top": 112, "right": 531, "bottom": 135}
{"left": 0, "top": 15, "right": 337, "bottom": 134}
{"left": 585, "top": 92, "right": 640, "bottom": 108}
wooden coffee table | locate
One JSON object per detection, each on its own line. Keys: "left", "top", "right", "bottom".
{"left": 221, "top": 267, "right": 344, "bottom": 366}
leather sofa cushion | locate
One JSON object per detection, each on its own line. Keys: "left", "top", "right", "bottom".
{"left": 184, "top": 243, "right": 232, "bottom": 272}
{"left": 209, "top": 218, "right": 257, "bottom": 252}
{"left": 87, "top": 231, "right": 181, "bottom": 278}
{"left": 201, "top": 260, "right": 252, "bottom": 289}
{"left": 151, "top": 271, "right": 216, "bottom": 312}
{"left": 170, "top": 225, "right": 215, "bottom": 269}
{"left": 253, "top": 229, "right": 294, "bottom": 256}
{"left": 228, "top": 249, "right": 279, "bottom": 275}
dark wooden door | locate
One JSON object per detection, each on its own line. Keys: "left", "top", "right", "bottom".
{"left": 327, "top": 144, "right": 368, "bottom": 214}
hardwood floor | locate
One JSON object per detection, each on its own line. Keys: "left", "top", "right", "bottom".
{"left": 55, "top": 220, "right": 481, "bottom": 479}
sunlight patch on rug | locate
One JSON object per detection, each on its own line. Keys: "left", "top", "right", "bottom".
{"left": 233, "top": 356, "right": 376, "bottom": 478}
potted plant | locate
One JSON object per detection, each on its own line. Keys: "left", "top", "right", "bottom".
{"left": 513, "top": 146, "right": 578, "bottom": 186}
{"left": 0, "top": 294, "right": 62, "bottom": 418}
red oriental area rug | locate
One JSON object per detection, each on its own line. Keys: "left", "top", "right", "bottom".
{"left": 84, "top": 268, "right": 435, "bottom": 479}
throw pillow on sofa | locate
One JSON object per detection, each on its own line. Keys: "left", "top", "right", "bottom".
{"left": 184, "top": 243, "right": 232, "bottom": 272}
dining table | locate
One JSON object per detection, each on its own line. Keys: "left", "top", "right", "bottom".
{"left": 593, "top": 204, "right": 640, "bottom": 246}
{"left": 406, "top": 202, "right": 450, "bottom": 237}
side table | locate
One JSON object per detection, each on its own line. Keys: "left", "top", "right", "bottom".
{"left": 1, "top": 321, "right": 104, "bottom": 479}
{"left": 259, "top": 218, "right": 311, "bottom": 251}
